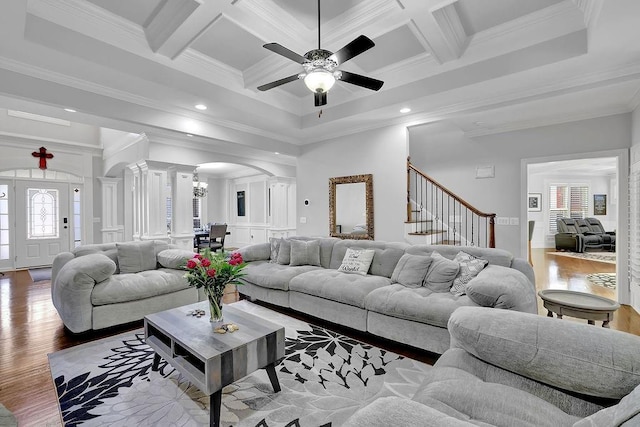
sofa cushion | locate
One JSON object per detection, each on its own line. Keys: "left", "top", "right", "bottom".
{"left": 450, "top": 251, "right": 488, "bottom": 296}
{"left": 391, "top": 254, "right": 432, "bottom": 288}
{"left": 424, "top": 252, "right": 459, "bottom": 292}
{"left": 91, "top": 269, "right": 190, "bottom": 305}
{"left": 157, "top": 249, "right": 196, "bottom": 269}
{"left": 329, "top": 240, "right": 408, "bottom": 278}
{"left": 289, "top": 239, "right": 321, "bottom": 267}
{"left": 412, "top": 368, "right": 581, "bottom": 427}
{"left": 238, "top": 242, "right": 270, "bottom": 262}
{"left": 406, "top": 245, "right": 513, "bottom": 268}
{"left": 448, "top": 307, "right": 640, "bottom": 400}
{"left": 574, "top": 383, "right": 640, "bottom": 427}
{"left": 364, "top": 283, "right": 478, "bottom": 327}
{"left": 465, "top": 265, "right": 537, "bottom": 313}
{"left": 290, "top": 269, "right": 391, "bottom": 308}
{"left": 269, "top": 237, "right": 281, "bottom": 263}
{"left": 116, "top": 241, "right": 157, "bottom": 274}
{"left": 276, "top": 239, "right": 292, "bottom": 265}
{"left": 337, "top": 248, "right": 376, "bottom": 275}
{"left": 344, "top": 396, "right": 473, "bottom": 427}
{"left": 241, "top": 261, "right": 322, "bottom": 291}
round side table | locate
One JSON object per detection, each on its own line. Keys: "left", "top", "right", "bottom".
{"left": 537, "top": 289, "right": 620, "bottom": 328}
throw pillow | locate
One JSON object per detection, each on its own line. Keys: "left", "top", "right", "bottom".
{"left": 289, "top": 239, "right": 321, "bottom": 266}
{"left": 423, "top": 251, "right": 460, "bottom": 292}
{"left": 276, "top": 239, "right": 292, "bottom": 265}
{"left": 269, "top": 237, "right": 281, "bottom": 263}
{"left": 116, "top": 241, "right": 156, "bottom": 274}
{"left": 391, "top": 254, "right": 432, "bottom": 288}
{"left": 450, "top": 251, "right": 489, "bottom": 296}
{"left": 337, "top": 248, "right": 376, "bottom": 275}
{"left": 157, "top": 249, "right": 196, "bottom": 269}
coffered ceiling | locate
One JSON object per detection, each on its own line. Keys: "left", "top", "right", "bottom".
{"left": 0, "top": 0, "right": 639, "bottom": 164}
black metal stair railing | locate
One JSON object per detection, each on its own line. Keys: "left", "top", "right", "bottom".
{"left": 406, "top": 157, "right": 496, "bottom": 248}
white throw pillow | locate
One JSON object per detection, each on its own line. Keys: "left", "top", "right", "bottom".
{"left": 337, "top": 248, "right": 376, "bottom": 275}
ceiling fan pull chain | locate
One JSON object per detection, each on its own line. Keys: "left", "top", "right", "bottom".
{"left": 318, "top": 0, "right": 321, "bottom": 50}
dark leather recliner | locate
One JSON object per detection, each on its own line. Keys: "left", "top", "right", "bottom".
{"left": 555, "top": 218, "right": 604, "bottom": 253}
{"left": 584, "top": 217, "right": 616, "bottom": 251}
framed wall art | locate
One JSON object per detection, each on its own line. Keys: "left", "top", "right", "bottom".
{"left": 528, "top": 193, "right": 542, "bottom": 212}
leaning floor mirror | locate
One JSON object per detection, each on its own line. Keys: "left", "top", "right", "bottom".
{"left": 329, "top": 174, "right": 374, "bottom": 240}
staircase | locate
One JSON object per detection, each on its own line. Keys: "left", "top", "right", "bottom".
{"left": 406, "top": 157, "right": 496, "bottom": 248}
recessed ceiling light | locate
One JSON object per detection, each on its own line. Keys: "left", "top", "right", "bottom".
{"left": 64, "top": 108, "right": 76, "bottom": 113}
{"left": 195, "top": 104, "right": 207, "bottom": 110}
{"left": 274, "top": 152, "right": 280, "bottom": 155}
{"left": 186, "top": 134, "right": 194, "bottom": 137}
{"left": 473, "top": 121, "right": 484, "bottom": 126}
{"left": 400, "top": 107, "right": 411, "bottom": 114}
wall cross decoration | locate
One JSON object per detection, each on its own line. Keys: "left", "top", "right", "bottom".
{"left": 32, "top": 146, "right": 54, "bottom": 170}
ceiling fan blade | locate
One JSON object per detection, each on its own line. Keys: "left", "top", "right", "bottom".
{"left": 329, "top": 35, "right": 375, "bottom": 65}
{"left": 257, "top": 74, "right": 300, "bottom": 91}
{"left": 339, "top": 71, "right": 384, "bottom": 91}
{"left": 314, "top": 91, "right": 327, "bottom": 107}
{"left": 263, "top": 43, "right": 307, "bottom": 64}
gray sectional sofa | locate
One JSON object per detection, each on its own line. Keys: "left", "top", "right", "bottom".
{"left": 344, "top": 306, "right": 640, "bottom": 426}
{"left": 52, "top": 240, "right": 201, "bottom": 333}
{"left": 238, "top": 237, "right": 537, "bottom": 354}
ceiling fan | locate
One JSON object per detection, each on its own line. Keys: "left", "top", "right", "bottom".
{"left": 257, "top": 0, "right": 384, "bottom": 107}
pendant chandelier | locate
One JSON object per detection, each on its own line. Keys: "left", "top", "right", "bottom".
{"left": 193, "top": 171, "right": 208, "bottom": 198}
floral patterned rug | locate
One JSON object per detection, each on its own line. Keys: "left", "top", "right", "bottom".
{"left": 49, "top": 301, "right": 432, "bottom": 426}
{"left": 586, "top": 272, "right": 617, "bottom": 289}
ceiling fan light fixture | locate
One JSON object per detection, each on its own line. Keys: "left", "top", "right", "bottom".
{"left": 304, "top": 69, "right": 336, "bottom": 93}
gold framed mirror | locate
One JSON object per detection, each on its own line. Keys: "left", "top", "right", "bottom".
{"left": 329, "top": 174, "right": 374, "bottom": 240}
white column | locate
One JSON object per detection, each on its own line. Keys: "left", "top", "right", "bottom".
{"left": 98, "top": 177, "right": 124, "bottom": 242}
{"left": 128, "top": 164, "right": 142, "bottom": 240}
{"left": 267, "top": 177, "right": 297, "bottom": 239}
{"left": 137, "top": 161, "right": 170, "bottom": 241}
{"left": 169, "top": 165, "right": 196, "bottom": 249}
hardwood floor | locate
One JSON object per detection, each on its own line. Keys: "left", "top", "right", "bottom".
{"left": 1, "top": 251, "right": 638, "bottom": 426}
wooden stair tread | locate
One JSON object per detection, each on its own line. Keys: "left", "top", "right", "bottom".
{"left": 408, "top": 230, "right": 445, "bottom": 236}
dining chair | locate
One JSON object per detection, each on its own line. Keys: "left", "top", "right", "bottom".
{"left": 205, "top": 223, "right": 227, "bottom": 252}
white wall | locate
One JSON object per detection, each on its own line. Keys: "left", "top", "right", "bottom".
{"left": 297, "top": 125, "right": 408, "bottom": 241}
{"left": 409, "top": 114, "right": 632, "bottom": 256}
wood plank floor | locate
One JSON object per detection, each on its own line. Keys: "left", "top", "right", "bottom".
{"left": 1, "top": 250, "right": 638, "bottom": 426}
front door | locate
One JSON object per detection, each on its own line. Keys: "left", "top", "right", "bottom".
{"left": 15, "top": 181, "right": 71, "bottom": 268}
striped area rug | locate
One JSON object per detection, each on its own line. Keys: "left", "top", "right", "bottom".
{"left": 49, "top": 301, "right": 432, "bottom": 426}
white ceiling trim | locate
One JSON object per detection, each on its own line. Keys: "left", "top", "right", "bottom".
{"left": 469, "top": 0, "right": 582, "bottom": 50}
{"left": 28, "top": 0, "right": 149, "bottom": 52}
{"left": 239, "top": 0, "right": 311, "bottom": 45}
{"left": 179, "top": 49, "right": 245, "bottom": 89}
{"left": 144, "top": 0, "right": 201, "bottom": 53}
{"left": 0, "top": 130, "right": 103, "bottom": 153}
{"left": 573, "top": 0, "right": 604, "bottom": 29}
{"left": 431, "top": 2, "right": 468, "bottom": 60}
{"left": 464, "top": 105, "right": 630, "bottom": 138}
{"left": 628, "top": 86, "right": 640, "bottom": 111}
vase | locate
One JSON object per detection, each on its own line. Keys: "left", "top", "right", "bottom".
{"left": 206, "top": 292, "right": 224, "bottom": 325}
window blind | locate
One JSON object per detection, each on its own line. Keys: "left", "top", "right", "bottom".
{"left": 548, "top": 184, "right": 589, "bottom": 233}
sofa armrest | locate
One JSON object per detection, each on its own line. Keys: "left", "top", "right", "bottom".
{"left": 237, "top": 242, "right": 271, "bottom": 262}
{"left": 52, "top": 253, "right": 117, "bottom": 333}
{"left": 51, "top": 251, "right": 74, "bottom": 286}
{"left": 465, "top": 265, "right": 537, "bottom": 314}
{"left": 448, "top": 307, "right": 640, "bottom": 400}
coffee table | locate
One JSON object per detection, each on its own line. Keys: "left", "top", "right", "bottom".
{"left": 538, "top": 289, "right": 620, "bottom": 328}
{"left": 144, "top": 301, "right": 285, "bottom": 427}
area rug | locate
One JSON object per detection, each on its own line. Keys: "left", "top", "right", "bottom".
{"left": 49, "top": 301, "right": 432, "bottom": 426}
{"left": 28, "top": 267, "right": 52, "bottom": 282}
{"left": 586, "top": 272, "right": 617, "bottom": 289}
{"left": 548, "top": 251, "right": 616, "bottom": 264}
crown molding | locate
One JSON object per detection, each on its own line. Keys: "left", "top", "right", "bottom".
{"left": 629, "top": 86, "right": 640, "bottom": 111}
{"left": 28, "top": 0, "right": 148, "bottom": 51}
{"left": 239, "top": 0, "right": 309, "bottom": 44}
{"left": 573, "top": 0, "right": 604, "bottom": 29}
{"left": 464, "top": 105, "right": 631, "bottom": 138}
{"left": 102, "top": 133, "right": 148, "bottom": 159}
{"left": 431, "top": 2, "right": 468, "bottom": 59}
{"left": 0, "top": 131, "right": 103, "bottom": 154}
{"left": 469, "top": 0, "right": 582, "bottom": 50}
{"left": 7, "top": 110, "right": 70, "bottom": 126}
{"left": 180, "top": 49, "right": 244, "bottom": 88}
{"left": 144, "top": 0, "right": 201, "bottom": 53}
